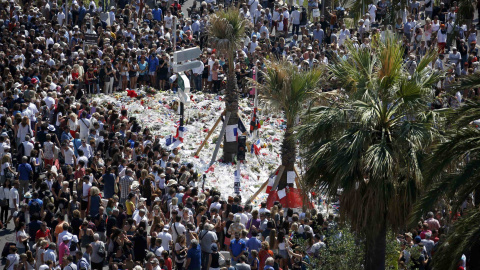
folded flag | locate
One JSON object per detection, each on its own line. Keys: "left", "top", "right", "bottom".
{"left": 251, "top": 139, "right": 261, "bottom": 155}
{"left": 250, "top": 107, "right": 261, "bottom": 134}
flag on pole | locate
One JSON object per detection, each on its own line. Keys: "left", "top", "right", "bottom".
{"left": 238, "top": 118, "right": 247, "bottom": 133}
{"left": 250, "top": 107, "right": 261, "bottom": 134}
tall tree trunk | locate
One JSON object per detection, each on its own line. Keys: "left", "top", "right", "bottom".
{"left": 223, "top": 69, "right": 239, "bottom": 163}
{"left": 278, "top": 125, "right": 296, "bottom": 190}
{"left": 365, "top": 221, "right": 387, "bottom": 270}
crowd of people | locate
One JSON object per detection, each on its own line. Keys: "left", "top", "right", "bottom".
{"left": 0, "top": 0, "right": 479, "bottom": 268}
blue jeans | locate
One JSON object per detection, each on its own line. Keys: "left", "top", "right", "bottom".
{"left": 193, "top": 74, "right": 202, "bottom": 92}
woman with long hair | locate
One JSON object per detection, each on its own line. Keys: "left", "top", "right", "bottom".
{"left": 87, "top": 186, "right": 101, "bottom": 218}
{"left": 120, "top": 58, "right": 129, "bottom": 91}
{"left": 174, "top": 234, "right": 187, "bottom": 270}
{"left": 16, "top": 116, "right": 32, "bottom": 147}
{"left": 0, "top": 179, "right": 11, "bottom": 225}
{"left": 123, "top": 218, "right": 137, "bottom": 238}
{"left": 129, "top": 58, "right": 139, "bottom": 89}
{"left": 15, "top": 222, "right": 29, "bottom": 254}
{"left": 1, "top": 155, "right": 15, "bottom": 185}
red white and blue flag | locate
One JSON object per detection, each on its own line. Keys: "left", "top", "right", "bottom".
{"left": 174, "top": 126, "right": 185, "bottom": 142}
{"left": 251, "top": 139, "right": 261, "bottom": 155}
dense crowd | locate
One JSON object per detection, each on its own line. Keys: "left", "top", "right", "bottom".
{"left": 0, "top": 0, "right": 479, "bottom": 269}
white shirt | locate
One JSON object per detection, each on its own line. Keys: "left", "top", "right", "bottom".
{"left": 78, "top": 117, "right": 91, "bottom": 139}
{"left": 6, "top": 254, "right": 20, "bottom": 270}
{"left": 291, "top": 10, "right": 300, "bottom": 25}
{"left": 133, "top": 213, "right": 148, "bottom": 226}
{"left": 164, "top": 15, "right": 173, "bottom": 29}
{"left": 170, "top": 222, "right": 186, "bottom": 243}
{"left": 64, "top": 147, "right": 75, "bottom": 165}
{"left": 9, "top": 187, "right": 19, "bottom": 209}
{"left": 27, "top": 103, "right": 39, "bottom": 122}
{"left": 44, "top": 96, "right": 55, "bottom": 109}
{"left": 22, "top": 141, "right": 34, "bottom": 157}
{"left": 0, "top": 187, "right": 10, "bottom": 200}
{"left": 191, "top": 61, "right": 204, "bottom": 75}
{"left": 248, "top": 0, "right": 258, "bottom": 17}
{"left": 58, "top": 11, "right": 65, "bottom": 25}
{"left": 82, "top": 182, "right": 92, "bottom": 201}
{"left": 157, "top": 231, "right": 172, "bottom": 251}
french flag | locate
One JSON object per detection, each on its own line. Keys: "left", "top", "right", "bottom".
{"left": 251, "top": 139, "right": 261, "bottom": 155}
{"left": 175, "top": 126, "right": 185, "bottom": 142}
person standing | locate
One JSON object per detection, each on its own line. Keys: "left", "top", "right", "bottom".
{"left": 103, "top": 58, "right": 115, "bottom": 94}
{"left": 17, "top": 158, "right": 31, "bottom": 200}
{"left": 185, "top": 239, "right": 201, "bottom": 270}
{"left": 91, "top": 233, "right": 105, "bottom": 270}
{"left": 230, "top": 232, "right": 246, "bottom": 266}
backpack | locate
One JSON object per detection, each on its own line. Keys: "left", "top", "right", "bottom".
{"left": 97, "top": 243, "right": 106, "bottom": 258}
{"left": 29, "top": 199, "right": 41, "bottom": 214}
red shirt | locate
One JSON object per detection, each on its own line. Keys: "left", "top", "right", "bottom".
{"left": 36, "top": 228, "right": 50, "bottom": 241}
{"left": 165, "top": 257, "right": 172, "bottom": 270}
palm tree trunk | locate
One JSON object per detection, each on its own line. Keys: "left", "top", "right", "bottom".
{"left": 365, "top": 221, "right": 387, "bottom": 270}
{"left": 278, "top": 125, "right": 296, "bottom": 190}
{"left": 223, "top": 67, "right": 239, "bottom": 163}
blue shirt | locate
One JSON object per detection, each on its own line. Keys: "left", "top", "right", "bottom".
{"left": 246, "top": 237, "right": 261, "bottom": 258}
{"left": 230, "top": 238, "right": 246, "bottom": 257}
{"left": 73, "top": 138, "right": 82, "bottom": 156}
{"left": 18, "top": 163, "right": 32, "bottom": 181}
{"left": 148, "top": 55, "right": 159, "bottom": 72}
{"left": 152, "top": 8, "right": 163, "bottom": 21}
{"left": 187, "top": 245, "right": 201, "bottom": 270}
{"left": 61, "top": 131, "right": 73, "bottom": 144}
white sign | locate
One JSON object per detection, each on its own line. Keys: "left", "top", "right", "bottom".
{"left": 173, "top": 47, "right": 202, "bottom": 63}
{"left": 225, "top": 124, "right": 238, "bottom": 142}
{"left": 173, "top": 61, "right": 202, "bottom": 73}
{"left": 313, "top": 9, "right": 320, "bottom": 18}
{"left": 278, "top": 189, "right": 286, "bottom": 199}
{"left": 287, "top": 171, "right": 296, "bottom": 184}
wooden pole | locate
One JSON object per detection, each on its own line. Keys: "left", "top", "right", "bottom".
{"left": 246, "top": 179, "right": 269, "bottom": 205}
{"left": 245, "top": 165, "right": 280, "bottom": 205}
{"left": 193, "top": 111, "right": 224, "bottom": 157}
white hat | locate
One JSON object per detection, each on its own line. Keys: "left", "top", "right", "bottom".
{"left": 154, "top": 197, "right": 161, "bottom": 202}
{"left": 178, "top": 186, "right": 185, "bottom": 192}
{"left": 167, "top": 180, "right": 177, "bottom": 187}
{"left": 24, "top": 192, "right": 32, "bottom": 199}
{"left": 47, "top": 125, "right": 56, "bottom": 132}
{"left": 35, "top": 49, "right": 42, "bottom": 55}
{"left": 130, "top": 181, "right": 140, "bottom": 190}
{"left": 62, "top": 235, "right": 71, "bottom": 241}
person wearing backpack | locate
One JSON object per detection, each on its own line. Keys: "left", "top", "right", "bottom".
{"left": 91, "top": 233, "right": 106, "bottom": 270}
{"left": 27, "top": 192, "right": 43, "bottom": 217}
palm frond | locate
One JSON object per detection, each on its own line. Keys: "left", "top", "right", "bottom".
{"left": 433, "top": 208, "right": 480, "bottom": 270}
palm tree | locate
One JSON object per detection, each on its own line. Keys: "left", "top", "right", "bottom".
{"left": 251, "top": 60, "right": 324, "bottom": 190}
{"left": 412, "top": 73, "right": 480, "bottom": 270}
{"left": 297, "top": 32, "right": 442, "bottom": 269}
{"left": 208, "top": 9, "right": 250, "bottom": 162}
